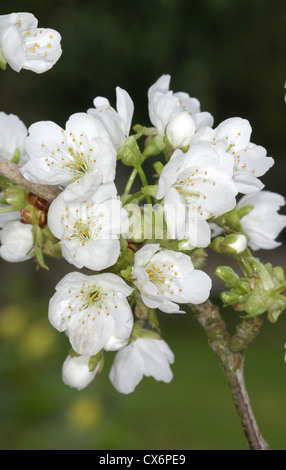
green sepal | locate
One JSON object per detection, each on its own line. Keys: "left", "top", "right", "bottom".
{"left": 32, "top": 225, "right": 49, "bottom": 271}
{"left": 11, "top": 149, "right": 21, "bottom": 164}
{"left": 88, "top": 350, "right": 104, "bottom": 374}
{"left": 132, "top": 124, "right": 157, "bottom": 138}
{"left": 0, "top": 53, "right": 7, "bottom": 70}
{"left": 3, "top": 185, "right": 27, "bottom": 211}
{"left": 153, "top": 161, "right": 164, "bottom": 177}
{"left": 147, "top": 308, "right": 161, "bottom": 334}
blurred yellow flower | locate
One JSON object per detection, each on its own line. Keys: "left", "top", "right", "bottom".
{"left": 0, "top": 306, "right": 28, "bottom": 339}
{"left": 66, "top": 396, "right": 103, "bottom": 431}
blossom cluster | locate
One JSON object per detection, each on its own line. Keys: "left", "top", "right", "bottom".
{"left": 0, "top": 12, "right": 285, "bottom": 394}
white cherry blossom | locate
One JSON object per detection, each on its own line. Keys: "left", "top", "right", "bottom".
{"left": 87, "top": 87, "right": 134, "bottom": 150}
{"left": 0, "top": 220, "right": 33, "bottom": 262}
{"left": 48, "top": 271, "right": 134, "bottom": 356}
{"left": 21, "top": 112, "right": 117, "bottom": 186}
{"left": 237, "top": 191, "right": 286, "bottom": 250}
{"left": 109, "top": 337, "right": 175, "bottom": 394}
{"left": 47, "top": 179, "right": 129, "bottom": 271}
{"left": 0, "top": 12, "right": 62, "bottom": 73}
{"left": 132, "top": 243, "right": 212, "bottom": 313}
{"left": 193, "top": 117, "right": 274, "bottom": 194}
{"left": 156, "top": 144, "right": 238, "bottom": 247}
{"left": 148, "top": 74, "right": 214, "bottom": 147}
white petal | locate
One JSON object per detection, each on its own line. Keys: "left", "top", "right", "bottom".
{"left": 173, "top": 269, "right": 212, "bottom": 304}
{"left": 214, "top": 117, "right": 252, "bottom": 151}
{"left": 137, "top": 338, "right": 174, "bottom": 382}
{"left": 68, "top": 311, "right": 115, "bottom": 356}
{"left": 133, "top": 243, "right": 160, "bottom": 268}
{"left": 25, "top": 120, "right": 64, "bottom": 159}
{"left": 238, "top": 191, "right": 286, "bottom": 250}
{"left": 21, "top": 157, "right": 68, "bottom": 185}
{"left": 0, "top": 24, "right": 25, "bottom": 72}
{"left": 0, "top": 112, "right": 27, "bottom": 160}
{"left": 109, "top": 343, "right": 144, "bottom": 394}
{"left": 66, "top": 112, "right": 110, "bottom": 143}
{"left": 116, "top": 86, "right": 134, "bottom": 137}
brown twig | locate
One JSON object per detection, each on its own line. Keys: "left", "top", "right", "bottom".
{"left": 0, "top": 155, "right": 61, "bottom": 202}
{"left": 190, "top": 300, "right": 270, "bottom": 450}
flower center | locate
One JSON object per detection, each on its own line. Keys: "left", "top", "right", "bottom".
{"left": 66, "top": 148, "right": 93, "bottom": 179}
{"left": 72, "top": 221, "right": 91, "bottom": 242}
{"left": 82, "top": 284, "right": 107, "bottom": 309}
{"left": 145, "top": 261, "right": 182, "bottom": 296}
{"left": 146, "top": 264, "right": 165, "bottom": 285}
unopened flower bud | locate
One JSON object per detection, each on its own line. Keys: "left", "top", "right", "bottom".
{"left": 215, "top": 266, "right": 239, "bottom": 287}
{"left": 0, "top": 220, "right": 34, "bottom": 262}
{"left": 3, "top": 186, "right": 27, "bottom": 211}
{"left": 165, "top": 112, "right": 196, "bottom": 148}
{"left": 178, "top": 239, "right": 193, "bottom": 251}
{"left": 273, "top": 266, "right": 285, "bottom": 283}
{"left": 244, "top": 288, "right": 269, "bottom": 317}
{"left": 117, "top": 136, "right": 140, "bottom": 166}
{"left": 62, "top": 353, "right": 102, "bottom": 390}
{"left": 220, "top": 291, "right": 241, "bottom": 305}
{"left": 223, "top": 233, "right": 248, "bottom": 254}
{"left": 143, "top": 134, "right": 165, "bottom": 158}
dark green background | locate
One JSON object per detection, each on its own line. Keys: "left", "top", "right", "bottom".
{"left": 0, "top": 0, "right": 285, "bottom": 450}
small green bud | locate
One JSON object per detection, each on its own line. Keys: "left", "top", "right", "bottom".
{"left": 220, "top": 291, "right": 241, "bottom": 305}
{"left": 153, "top": 161, "right": 164, "bottom": 176}
{"left": 3, "top": 186, "right": 27, "bottom": 211}
{"left": 178, "top": 239, "right": 193, "bottom": 251}
{"left": 223, "top": 233, "right": 248, "bottom": 254}
{"left": 244, "top": 288, "right": 269, "bottom": 317}
{"left": 236, "top": 280, "right": 252, "bottom": 294}
{"left": 143, "top": 135, "right": 165, "bottom": 158}
{"left": 215, "top": 266, "right": 240, "bottom": 287}
{"left": 273, "top": 266, "right": 285, "bottom": 283}
{"left": 132, "top": 124, "right": 157, "bottom": 137}
{"left": 268, "top": 305, "right": 283, "bottom": 323}
{"left": 117, "top": 136, "right": 141, "bottom": 166}
{"left": 190, "top": 248, "right": 207, "bottom": 269}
